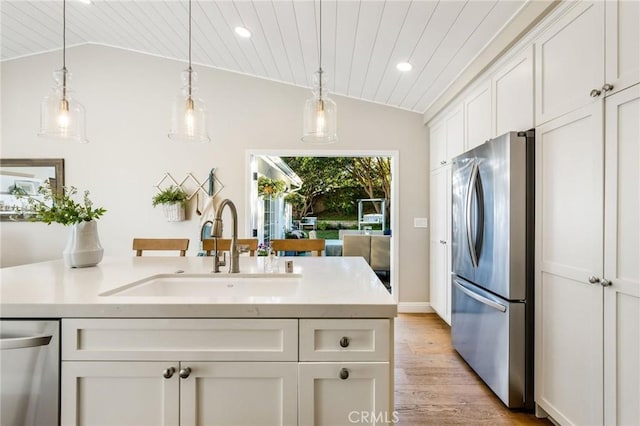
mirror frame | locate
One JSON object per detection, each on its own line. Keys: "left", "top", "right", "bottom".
{"left": 0, "top": 158, "right": 65, "bottom": 222}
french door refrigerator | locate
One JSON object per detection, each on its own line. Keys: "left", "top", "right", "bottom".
{"left": 450, "top": 130, "right": 535, "bottom": 409}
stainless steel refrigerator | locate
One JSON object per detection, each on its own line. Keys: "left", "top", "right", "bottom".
{"left": 450, "top": 130, "right": 534, "bottom": 409}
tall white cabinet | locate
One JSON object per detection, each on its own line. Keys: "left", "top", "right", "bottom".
{"left": 427, "top": 1, "right": 638, "bottom": 424}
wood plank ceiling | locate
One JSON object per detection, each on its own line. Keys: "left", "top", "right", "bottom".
{"left": 1, "top": 0, "right": 527, "bottom": 113}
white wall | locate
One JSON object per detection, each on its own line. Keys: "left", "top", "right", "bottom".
{"left": 0, "top": 44, "right": 429, "bottom": 304}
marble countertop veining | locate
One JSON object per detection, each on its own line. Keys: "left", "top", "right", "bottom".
{"left": 0, "top": 256, "right": 396, "bottom": 318}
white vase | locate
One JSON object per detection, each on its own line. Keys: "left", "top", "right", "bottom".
{"left": 163, "top": 203, "right": 185, "bottom": 221}
{"left": 63, "top": 220, "right": 104, "bottom": 268}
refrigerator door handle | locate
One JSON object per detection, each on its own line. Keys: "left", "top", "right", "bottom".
{"left": 454, "top": 279, "right": 507, "bottom": 313}
{"left": 465, "top": 162, "right": 480, "bottom": 267}
{"left": 0, "top": 334, "right": 52, "bottom": 350}
{"left": 474, "top": 166, "right": 485, "bottom": 262}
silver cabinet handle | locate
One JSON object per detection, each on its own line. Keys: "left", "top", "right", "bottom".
{"left": 602, "top": 83, "right": 614, "bottom": 93}
{"left": 590, "top": 88, "right": 602, "bottom": 97}
{"left": 439, "top": 240, "right": 446, "bottom": 244}
{"left": 339, "top": 368, "right": 349, "bottom": 380}
{"left": 339, "top": 336, "right": 350, "bottom": 348}
{"left": 163, "top": 367, "right": 176, "bottom": 379}
{"left": 440, "top": 160, "right": 447, "bottom": 165}
{"left": 589, "top": 276, "right": 601, "bottom": 284}
{"left": 179, "top": 367, "right": 192, "bottom": 379}
{"left": 0, "top": 334, "right": 52, "bottom": 350}
{"left": 600, "top": 279, "right": 612, "bottom": 287}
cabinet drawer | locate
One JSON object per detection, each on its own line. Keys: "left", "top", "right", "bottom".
{"left": 62, "top": 319, "right": 298, "bottom": 361}
{"left": 299, "top": 319, "right": 390, "bottom": 361}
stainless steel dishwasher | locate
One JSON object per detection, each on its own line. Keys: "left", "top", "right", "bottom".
{"left": 0, "top": 320, "right": 59, "bottom": 426}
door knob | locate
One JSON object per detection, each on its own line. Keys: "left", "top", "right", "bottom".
{"left": 339, "top": 368, "right": 349, "bottom": 380}
{"left": 602, "top": 83, "right": 614, "bottom": 93}
{"left": 179, "top": 367, "right": 192, "bottom": 379}
{"left": 339, "top": 336, "right": 350, "bottom": 348}
{"left": 163, "top": 367, "right": 175, "bottom": 379}
{"left": 590, "top": 89, "right": 602, "bottom": 98}
{"left": 600, "top": 279, "right": 612, "bottom": 287}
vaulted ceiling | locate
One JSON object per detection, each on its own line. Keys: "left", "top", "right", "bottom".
{"left": 2, "top": 0, "right": 531, "bottom": 113}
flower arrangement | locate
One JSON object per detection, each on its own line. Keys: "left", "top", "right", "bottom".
{"left": 257, "top": 242, "right": 271, "bottom": 256}
{"left": 257, "top": 177, "right": 286, "bottom": 197}
{"left": 16, "top": 181, "right": 106, "bottom": 225}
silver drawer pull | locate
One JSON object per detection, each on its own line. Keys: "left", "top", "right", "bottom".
{"left": 339, "top": 336, "right": 350, "bottom": 348}
{"left": 163, "top": 367, "right": 175, "bottom": 379}
{"left": 0, "top": 335, "right": 52, "bottom": 350}
{"left": 179, "top": 367, "right": 191, "bottom": 379}
{"left": 339, "top": 368, "right": 349, "bottom": 380}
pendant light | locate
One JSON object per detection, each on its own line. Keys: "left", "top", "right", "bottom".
{"left": 302, "top": 0, "right": 337, "bottom": 144}
{"left": 168, "top": 0, "right": 210, "bottom": 143}
{"left": 38, "top": 0, "right": 88, "bottom": 143}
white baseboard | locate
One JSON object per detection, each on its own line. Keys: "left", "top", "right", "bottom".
{"left": 397, "top": 302, "right": 434, "bottom": 313}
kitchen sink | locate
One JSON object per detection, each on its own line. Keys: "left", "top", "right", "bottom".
{"left": 100, "top": 273, "right": 302, "bottom": 298}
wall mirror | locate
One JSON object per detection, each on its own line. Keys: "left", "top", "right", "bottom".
{"left": 0, "top": 158, "right": 65, "bottom": 221}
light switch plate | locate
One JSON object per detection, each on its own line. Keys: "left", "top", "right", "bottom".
{"left": 414, "top": 218, "right": 428, "bottom": 228}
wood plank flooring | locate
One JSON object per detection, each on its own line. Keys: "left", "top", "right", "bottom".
{"left": 394, "top": 313, "right": 550, "bottom": 425}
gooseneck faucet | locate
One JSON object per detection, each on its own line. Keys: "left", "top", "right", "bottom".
{"left": 211, "top": 199, "right": 240, "bottom": 273}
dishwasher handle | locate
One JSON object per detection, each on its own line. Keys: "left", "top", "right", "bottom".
{"left": 0, "top": 334, "right": 52, "bottom": 350}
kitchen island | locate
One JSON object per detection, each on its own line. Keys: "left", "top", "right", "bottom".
{"left": 1, "top": 256, "right": 396, "bottom": 426}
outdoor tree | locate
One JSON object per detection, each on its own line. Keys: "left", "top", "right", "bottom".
{"left": 348, "top": 157, "right": 391, "bottom": 220}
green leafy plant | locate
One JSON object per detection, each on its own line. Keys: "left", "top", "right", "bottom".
{"left": 258, "top": 177, "right": 286, "bottom": 197}
{"left": 152, "top": 186, "right": 188, "bottom": 207}
{"left": 16, "top": 181, "right": 106, "bottom": 225}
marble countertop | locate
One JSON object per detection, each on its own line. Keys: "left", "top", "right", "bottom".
{"left": 0, "top": 256, "right": 397, "bottom": 318}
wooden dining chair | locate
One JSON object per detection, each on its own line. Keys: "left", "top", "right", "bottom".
{"left": 132, "top": 238, "right": 190, "bottom": 256}
{"left": 201, "top": 238, "right": 258, "bottom": 256}
{"left": 270, "top": 239, "right": 325, "bottom": 256}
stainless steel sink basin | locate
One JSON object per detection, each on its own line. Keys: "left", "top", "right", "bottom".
{"left": 100, "top": 273, "right": 302, "bottom": 298}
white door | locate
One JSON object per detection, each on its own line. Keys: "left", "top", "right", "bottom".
{"left": 534, "top": 101, "right": 604, "bottom": 425}
{"left": 429, "top": 166, "right": 451, "bottom": 323}
{"left": 464, "top": 81, "right": 492, "bottom": 150}
{"left": 534, "top": 1, "right": 604, "bottom": 125}
{"left": 605, "top": 0, "right": 640, "bottom": 94}
{"left": 299, "top": 362, "right": 390, "bottom": 426}
{"left": 61, "top": 361, "right": 179, "bottom": 426}
{"left": 492, "top": 46, "right": 534, "bottom": 135}
{"left": 179, "top": 362, "right": 297, "bottom": 426}
{"left": 603, "top": 85, "right": 640, "bottom": 426}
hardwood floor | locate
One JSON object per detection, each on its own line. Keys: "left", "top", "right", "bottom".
{"left": 394, "top": 313, "right": 550, "bottom": 425}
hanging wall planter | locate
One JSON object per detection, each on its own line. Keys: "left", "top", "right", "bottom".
{"left": 153, "top": 185, "right": 188, "bottom": 222}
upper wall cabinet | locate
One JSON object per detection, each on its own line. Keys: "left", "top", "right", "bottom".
{"left": 492, "top": 46, "right": 534, "bottom": 135}
{"left": 464, "top": 81, "right": 492, "bottom": 150}
{"left": 429, "top": 105, "right": 463, "bottom": 170}
{"left": 605, "top": 0, "right": 640, "bottom": 96}
{"left": 535, "top": 1, "right": 605, "bottom": 125}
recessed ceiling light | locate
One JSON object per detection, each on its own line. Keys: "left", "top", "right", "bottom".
{"left": 396, "top": 62, "right": 412, "bottom": 72}
{"left": 234, "top": 27, "right": 252, "bottom": 38}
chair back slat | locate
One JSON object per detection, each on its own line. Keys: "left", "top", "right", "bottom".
{"left": 201, "top": 238, "right": 258, "bottom": 256}
{"left": 270, "top": 239, "right": 325, "bottom": 256}
{"left": 132, "top": 238, "right": 190, "bottom": 256}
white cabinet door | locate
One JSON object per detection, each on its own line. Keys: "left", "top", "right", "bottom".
{"left": 603, "top": 85, "right": 640, "bottom": 426}
{"left": 445, "top": 105, "right": 464, "bottom": 160}
{"left": 61, "top": 361, "right": 179, "bottom": 426}
{"left": 180, "top": 362, "right": 297, "bottom": 426}
{"left": 534, "top": 101, "right": 604, "bottom": 426}
{"left": 429, "top": 120, "right": 447, "bottom": 170}
{"left": 493, "top": 46, "right": 534, "bottom": 135}
{"left": 605, "top": 0, "right": 640, "bottom": 94}
{"left": 299, "top": 362, "right": 390, "bottom": 426}
{"left": 429, "top": 166, "right": 451, "bottom": 323}
{"left": 464, "top": 81, "right": 492, "bottom": 150}
{"left": 535, "top": 1, "right": 604, "bottom": 125}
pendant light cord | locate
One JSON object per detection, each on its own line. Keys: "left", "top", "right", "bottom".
{"left": 318, "top": 0, "right": 323, "bottom": 98}
{"left": 62, "top": 0, "right": 67, "bottom": 98}
{"left": 188, "top": 0, "right": 192, "bottom": 98}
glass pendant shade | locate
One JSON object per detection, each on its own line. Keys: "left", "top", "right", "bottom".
{"left": 302, "top": 70, "right": 337, "bottom": 144}
{"left": 39, "top": 69, "right": 88, "bottom": 143}
{"left": 168, "top": 69, "right": 210, "bottom": 143}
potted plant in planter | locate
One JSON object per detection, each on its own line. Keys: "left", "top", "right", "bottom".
{"left": 257, "top": 177, "right": 286, "bottom": 198}
{"left": 18, "top": 181, "right": 106, "bottom": 268}
{"left": 152, "top": 185, "right": 188, "bottom": 221}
